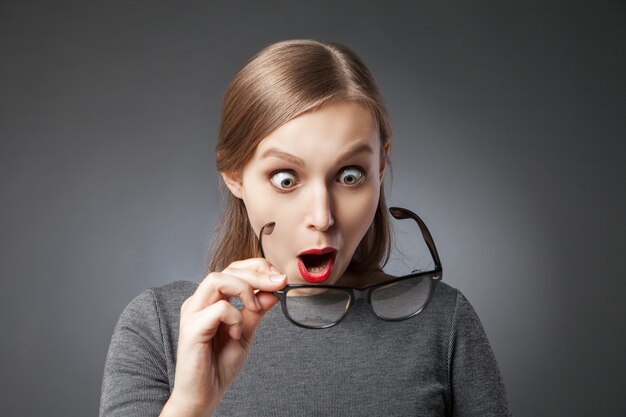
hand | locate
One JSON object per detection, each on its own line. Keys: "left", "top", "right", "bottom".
{"left": 161, "top": 258, "right": 287, "bottom": 417}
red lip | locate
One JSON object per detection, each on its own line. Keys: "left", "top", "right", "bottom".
{"left": 297, "top": 247, "right": 337, "bottom": 283}
{"left": 298, "top": 247, "right": 337, "bottom": 256}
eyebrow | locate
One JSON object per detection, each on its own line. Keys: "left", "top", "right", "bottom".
{"left": 260, "top": 148, "right": 305, "bottom": 166}
{"left": 260, "top": 142, "right": 374, "bottom": 167}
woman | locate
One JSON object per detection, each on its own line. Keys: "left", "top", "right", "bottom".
{"left": 100, "top": 39, "right": 512, "bottom": 416}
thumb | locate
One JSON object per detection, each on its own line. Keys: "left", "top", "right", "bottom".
{"left": 240, "top": 291, "right": 280, "bottom": 343}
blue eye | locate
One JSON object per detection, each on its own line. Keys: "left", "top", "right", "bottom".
{"left": 338, "top": 167, "right": 365, "bottom": 186}
{"left": 270, "top": 171, "right": 298, "bottom": 190}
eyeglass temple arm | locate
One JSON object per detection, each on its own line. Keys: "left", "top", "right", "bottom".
{"left": 258, "top": 222, "right": 275, "bottom": 259}
{"left": 389, "top": 207, "right": 442, "bottom": 271}
{"left": 259, "top": 209, "right": 442, "bottom": 270}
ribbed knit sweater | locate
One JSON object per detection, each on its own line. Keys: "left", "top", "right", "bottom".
{"left": 99, "top": 280, "right": 512, "bottom": 416}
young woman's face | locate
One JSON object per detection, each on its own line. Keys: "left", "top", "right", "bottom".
{"left": 223, "top": 101, "right": 384, "bottom": 285}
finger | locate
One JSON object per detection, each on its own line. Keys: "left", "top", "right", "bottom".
{"left": 239, "top": 291, "right": 281, "bottom": 346}
{"left": 186, "top": 270, "right": 287, "bottom": 313}
{"left": 227, "top": 258, "right": 282, "bottom": 274}
{"left": 204, "top": 272, "right": 263, "bottom": 312}
{"left": 223, "top": 266, "right": 287, "bottom": 291}
{"left": 189, "top": 300, "right": 243, "bottom": 340}
{"left": 185, "top": 272, "right": 249, "bottom": 313}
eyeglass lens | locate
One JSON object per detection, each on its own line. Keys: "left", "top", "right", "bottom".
{"left": 285, "top": 288, "right": 350, "bottom": 328}
{"left": 370, "top": 273, "right": 433, "bottom": 320}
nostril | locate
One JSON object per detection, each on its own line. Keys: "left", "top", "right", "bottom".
{"left": 309, "top": 212, "right": 334, "bottom": 231}
{"left": 306, "top": 189, "right": 334, "bottom": 230}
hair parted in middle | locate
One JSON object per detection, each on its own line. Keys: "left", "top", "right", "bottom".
{"left": 208, "top": 39, "right": 393, "bottom": 274}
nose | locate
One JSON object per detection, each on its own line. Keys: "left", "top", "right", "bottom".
{"left": 305, "top": 184, "right": 335, "bottom": 232}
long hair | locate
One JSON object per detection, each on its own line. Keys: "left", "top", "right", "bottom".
{"left": 208, "top": 39, "right": 393, "bottom": 274}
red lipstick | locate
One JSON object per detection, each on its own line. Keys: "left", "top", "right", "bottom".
{"left": 297, "top": 247, "right": 337, "bottom": 283}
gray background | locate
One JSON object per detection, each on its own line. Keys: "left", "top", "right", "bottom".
{"left": 1, "top": 1, "right": 624, "bottom": 416}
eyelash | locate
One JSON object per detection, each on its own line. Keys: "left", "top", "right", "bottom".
{"left": 267, "top": 166, "right": 367, "bottom": 191}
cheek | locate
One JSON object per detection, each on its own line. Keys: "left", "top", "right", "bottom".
{"left": 240, "top": 172, "right": 278, "bottom": 233}
{"left": 337, "top": 184, "right": 380, "bottom": 243}
{"left": 242, "top": 189, "right": 305, "bottom": 255}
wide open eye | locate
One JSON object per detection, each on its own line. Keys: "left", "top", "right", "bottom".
{"left": 270, "top": 171, "right": 298, "bottom": 190}
{"left": 337, "top": 167, "right": 365, "bottom": 186}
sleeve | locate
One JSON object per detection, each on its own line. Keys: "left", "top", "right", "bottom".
{"left": 448, "top": 290, "right": 513, "bottom": 417}
{"left": 99, "top": 289, "right": 171, "bottom": 417}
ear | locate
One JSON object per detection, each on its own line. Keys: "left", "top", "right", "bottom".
{"left": 379, "top": 141, "right": 391, "bottom": 182}
{"left": 221, "top": 170, "right": 243, "bottom": 199}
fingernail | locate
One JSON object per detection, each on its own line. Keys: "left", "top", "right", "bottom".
{"left": 254, "top": 295, "right": 262, "bottom": 311}
{"left": 270, "top": 274, "right": 286, "bottom": 282}
{"left": 270, "top": 266, "right": 280, "bottom": 274}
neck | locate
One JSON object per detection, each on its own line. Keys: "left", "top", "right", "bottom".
{"left": 335, "top": 268, "right": 393, "bottom": 288}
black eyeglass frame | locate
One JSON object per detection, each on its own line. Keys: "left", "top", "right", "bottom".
{"left": 258, "top": 207, "right": 443, "bottom": 329}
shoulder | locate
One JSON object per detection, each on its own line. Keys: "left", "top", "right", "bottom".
{"left": 437, "top": 283, "right": 487, "bottom": 336}
{"left": 419, "top": 281, "right": 486, "bottom": 341}
{"left": 101, "top": 281, "right": 199, "bottom": 414}
{"left": 110, "top": 280, "right": 199, "bottom": 369}
{"left": 117, "top": 280, "right": 199, "bottom": 328}
{"left": 122, "top": 280, "right": 198, "bottom": 310}
{"left": 149, "top": 279, "right": 199, "bottom": 310}
{"left": 429, "top": 281, "right": 480, "bottom": 317}
{"left": 439, "top": 285, "right": 512, "bottom": 415}
{"left": 426, "top": 280, "right": 463, "bottom": 318}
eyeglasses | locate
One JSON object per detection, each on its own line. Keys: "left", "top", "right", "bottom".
{"left": 258, "top": 207, "right": 443, "bottom": 329}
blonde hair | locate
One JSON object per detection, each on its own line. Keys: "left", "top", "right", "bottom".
{"left": 208, "top": 39, "right": 393, "bottom": 273}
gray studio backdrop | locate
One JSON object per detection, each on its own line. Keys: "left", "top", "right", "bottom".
{"left": 1, "top": 1, "right": 624, "bottom": 416}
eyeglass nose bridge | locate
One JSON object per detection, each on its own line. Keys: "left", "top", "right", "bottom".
{"left": 350, "top": 287, "right": 370, "bottom": 302}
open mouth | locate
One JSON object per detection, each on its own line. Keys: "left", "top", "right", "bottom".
{"left": 297, "top": 248, "right": 337, "bottom": 283}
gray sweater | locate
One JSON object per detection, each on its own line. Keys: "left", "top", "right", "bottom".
{"left": 100, "top": 280, "right": 512, "bottom": 416}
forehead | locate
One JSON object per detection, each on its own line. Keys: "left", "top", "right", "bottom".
{"left": 254, "top": 101, "right": 379, "bottom": 155}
